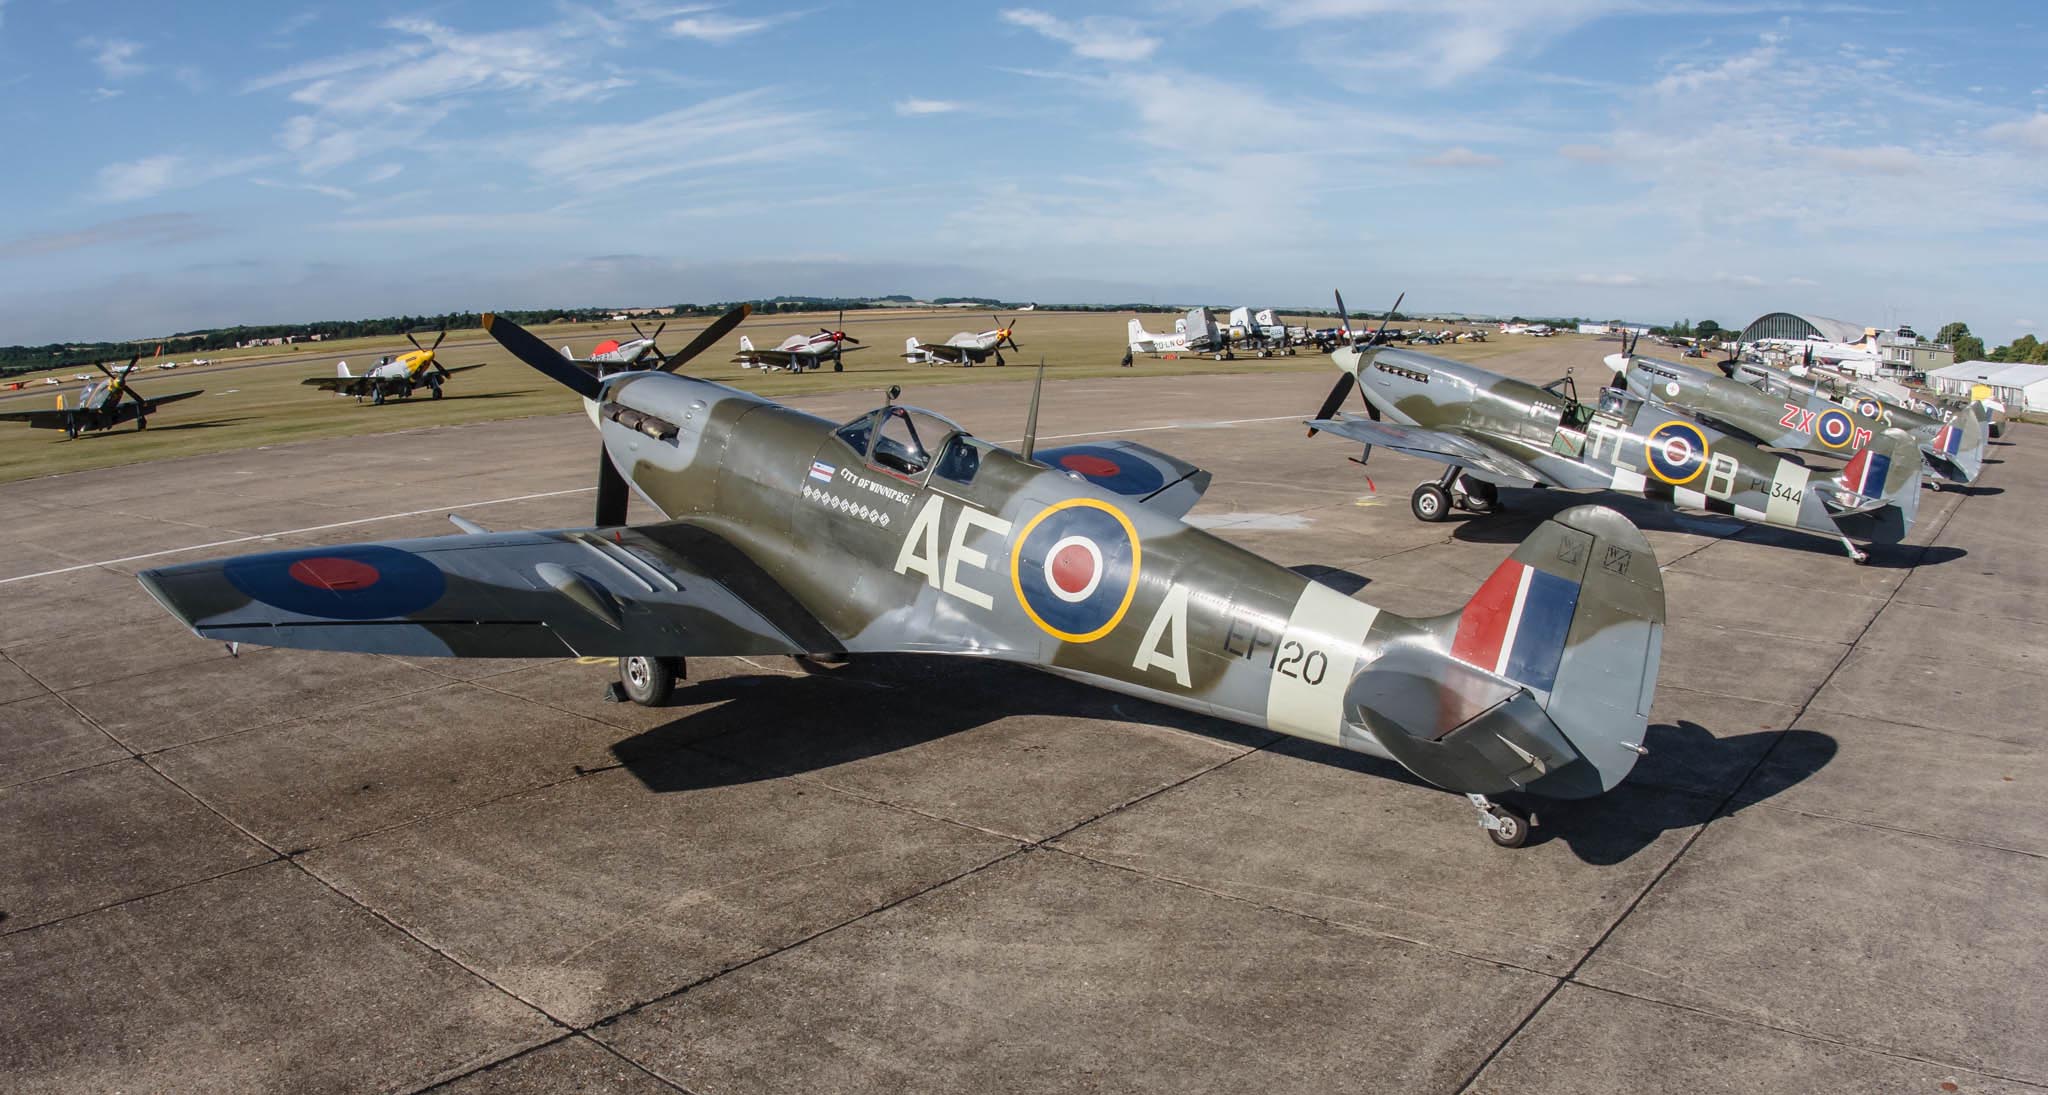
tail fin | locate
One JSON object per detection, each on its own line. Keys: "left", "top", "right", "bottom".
{"left": 738, "top": 335, "right": 755, "bottom": 353}
{"left": 1128, "top": 318, "right": 1146, "bottom": 342}
{"left": 336, "top": 361, "right": 352, "bottom": 377}
{"left": 905, "top": 336, "right": 920, "bottom": 353}
{"left": 560, "top": 345, "right": 574, "bottom": 359}
{"left": 1927, "top": 402, "right": 1987, "bottom": 484}
{"left": 1826, "top": 427, "right": 1922, "bottom": 543}
{"left": 1344, "top": 506, "right": 1664, "bottom": 799}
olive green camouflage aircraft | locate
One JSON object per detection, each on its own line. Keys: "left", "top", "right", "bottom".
{"left": 1715, "top": 351, "right": 1995, "bottom": 471}
{"left": 134, "top": 305, "right": 1668, "bottom": 847}
{"left": 1306, "top": 293, "right": 1924, "bottom": 563}
{"left": 1603, "top": 336, "right": 1987, "bottom": 487}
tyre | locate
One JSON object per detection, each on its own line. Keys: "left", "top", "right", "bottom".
{"left": 136, "top": 416, "right": 148, "bottom": 431}
{"left": 1410, "top": 483, "right": 1450, "bottom": 522}
{"left": 372, "top": 386, "right": 386, "bottom": 405}
{"left": 1487, "top": 808, "right": 1529, "bottom": 848}
{"left": 1459, "top": 475, "right": 1498, "bottom": 513}
{"left": 617, "top": 655, "right": 683, "bottom": 706}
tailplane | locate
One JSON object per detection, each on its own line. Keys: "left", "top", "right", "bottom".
{"left": 1342, "top": 506, "right": 1664, "bottom": 799}
{"left": 1821, "top": 427, "right": 1922, "bottom": 544}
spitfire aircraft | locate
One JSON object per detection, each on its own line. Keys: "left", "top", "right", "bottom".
{"left": 900, "top": 316, "right": 1024, "bottom": 367}
{"left": 304, "top": 328, "right": 486, "bottom": 404}
{"left": 0, "top": 359, "right": 202, "bottom": 439}
{"left": 1307, "top": 292, "right": 1924, "bottom": 563}
{"left": 731, "top": 310, "right": 863, "bottom": 372}
{"left": 136, "top": 304, "right": 1668, "bottom": 848}
{"left": 1604, "top": 335, "right": 1986, "bottom": 487}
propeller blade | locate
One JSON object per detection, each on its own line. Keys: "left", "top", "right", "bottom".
{"left": 1370, "top": 292, "right": 1406, "bottom": 345}
{"left": 1307, "top": 372, "right": 1357, "bottom": 436}
{"left": 431, "top": 327, "right": 446, "bottom": 351}
{"left": 1333, "top": 290, "right": 1352, "bottom": 344}
{"left": 406, "top": 331, "right": 425, "bottom": 354}
{"left": 631, "top": 321, "right": 649, "bottom": 341}
{"left": 656, "top": 302, "right": 753, "bottom": 374}
{"left": 839, "top": 333, "right": 862, "bottom": 345}
{"left": 482, "top": 312, "right": 602, "bottom": 400}
{"left": 595, "top": 443, "right": 629, "bottom": 527}
{"left": 650, "top": 321, "right": 665, "bottom": 343}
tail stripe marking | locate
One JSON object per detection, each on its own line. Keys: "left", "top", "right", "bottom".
{"left": 1839, "top": 448, "right": 1891, "bottom": 497}
{"left": 1933, "top": 424, "right": 1960, "bottom": 456}
{"left": 1452, "top": 561, "right": 1581, "bottom": 691}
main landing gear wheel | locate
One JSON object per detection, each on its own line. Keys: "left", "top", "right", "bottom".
{"left": 135, "top": 416, "right": 148, "bottom": 431}
{"left": 372, "top": 386, "right": 387, "bottom": 405}
{"left": 65, "top": 421, "right": 80, "bottom": 440}
{"left": 430, "top": 378, "right": 444, "bottom": 400}
{"left": 1458, "top": 475, "right": 1498, "bottom": 513}
{"left": 617, "top": 655, "right": 685, "bottom": 706}
{"left": 1411, "top": 482, "right": 1450, "bottom": 522}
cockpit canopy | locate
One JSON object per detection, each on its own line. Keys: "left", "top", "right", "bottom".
{"left": 835, "top": 404, "right": 987, "bottom": 483}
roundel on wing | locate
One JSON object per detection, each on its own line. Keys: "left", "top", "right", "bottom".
{"left": 1010, "top": 499, "right": 1141, "bottom": 643}
{"left": 1644, "top": 420, "right": 1709, "bottom": 485}
{"left": 1814, "top": 408, "right": 1855, "bottom": 449}
{"left": 223, "top": 544, "right": 446, "bottom": 620}
{"left": 1046, "top": 444, "right": 1166, "bottom": 496}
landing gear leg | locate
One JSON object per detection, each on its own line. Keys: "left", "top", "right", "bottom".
{"left": 1838, "top": 535, "right": 1869, "bottom": 565}
{"left": 1467, "top": 792, "right": 1532, "bottom": 848}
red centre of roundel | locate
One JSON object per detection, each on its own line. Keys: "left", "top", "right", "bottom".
{"left": 1058, "top": 453, "right": 1121, "bottom": 477}
{"left": 1662, "top": 437, "right": 1691, "bottom": 462}
{"left": 1051, "top": 542, "right": 1097, "bottom": 594}
{"left": 288, "top": 557, "right": 382, "bottom": 592}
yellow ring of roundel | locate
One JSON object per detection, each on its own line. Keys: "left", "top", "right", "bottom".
{"left": 1644, "top": 420, "right": 1709, "bottom": 485}
{"left": 1813, "top": 408, "right": 1855, "bottom": 449}
{"left": 1009, "top": 497, "right": 1143, "bottom": 644}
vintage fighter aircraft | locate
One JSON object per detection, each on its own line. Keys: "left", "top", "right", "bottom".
{"left": 900, "top": 316, "right": 1023, "bottom": 366}
{"left": 0, "top": 359, "right": 202, "bottom": 438}
{"left": 304, "top": 329, "right": 486, "bottom": 404}
{"left": 1604, "top": 336, "right": 1986, "bottom": 487}
{"left": 1125, "top": 307, "right": 1224, "bottom": 361}
{"left": 136, "top": 305, "right": 1668, "bottom": 848}
{"left": 1308, "top": 292, "right": 1924, "bottom": 563}
{"left": 731, "top": 310, "right": 863, "bottom": 372}
{"left": 561, "top": 321, "right": 671, "bottom": 377}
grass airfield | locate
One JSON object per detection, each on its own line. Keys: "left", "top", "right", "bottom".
{"left": 0, "top": 309, "right": 1528, "bottom": 483}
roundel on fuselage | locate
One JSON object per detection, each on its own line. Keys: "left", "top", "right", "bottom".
{"left": 1814, "top": 408, "right": 1855, "bottom": 448}
{"left": 1644, "top": 420, "right": 1709, "bottom": 485}
{"left": 1854, "top": 397, "right": 1884, "bottom": 420}
{"left": 1010, "top": 498, "right": 1141, "bottom": 643}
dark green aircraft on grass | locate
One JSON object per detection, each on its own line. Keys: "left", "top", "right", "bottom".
{"left": 135, "top": 304, "right": 1667, "bottom": 847}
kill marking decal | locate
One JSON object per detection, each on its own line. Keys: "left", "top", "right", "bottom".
{"left": 1010, "top": 497, "right": 1141, "bottom": 644}
{"left": 801, "top": 484, "right": 893, "bottom": 527}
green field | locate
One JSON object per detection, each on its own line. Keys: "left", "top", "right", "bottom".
{"left": 0, "top": 310, "right": 1538, "bottom": 483}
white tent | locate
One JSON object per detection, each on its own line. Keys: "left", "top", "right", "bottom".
{"left": 1927, "top": 361, "right": 2048, "bottom": 412}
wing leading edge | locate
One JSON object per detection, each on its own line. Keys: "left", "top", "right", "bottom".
{"left": 1307, "top": 413, "right": 1552, "bottom": 486}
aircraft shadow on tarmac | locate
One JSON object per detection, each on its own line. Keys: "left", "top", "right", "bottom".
{"left": 1439, "top": 487, "right": 1966, "bottom": 568}
{"left": 65, "top": 417, "right": 255, "bottom": 439}
{"left": 606, "top": 655, "right": 1834, "bottom": 866}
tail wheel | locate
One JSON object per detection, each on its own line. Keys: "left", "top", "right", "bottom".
{"left": 1486, "top": 807, "right": 1530, "bottom": 848}
{"left": 617, "top": 655, "right": 683, "bottom": 706}
{"left": 1411, "top": 483, "right": 1451, "bottom": 522}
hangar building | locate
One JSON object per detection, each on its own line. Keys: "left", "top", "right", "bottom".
{"left": 1738, "top": 312, "right": 1865, "bottom": 344}
{"left": 1927, "top": 361, "right": 2048, "bottom": 412}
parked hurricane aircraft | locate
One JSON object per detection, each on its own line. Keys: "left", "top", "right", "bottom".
{"left": 0, "top": 359, "right": 202, "bottom": 438}
{"left": 1307, "top": 292, "right": 1924, "bottom": 562}
{"left": 900, "top": 316, "right": 1023, "bottom": 366}
{"left": 1604, "top": 335, "right": 1986, "bottom": 487}
{"left": 731, "top": 310, "right": 863, "bottom": 372}
{"left": 304, "top": 329, "right": 486, "bottom": 404}
{"left": 136, "top": 304, "right": 1669, "bottom": 848}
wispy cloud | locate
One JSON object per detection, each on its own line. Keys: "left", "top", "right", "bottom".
{"left": 667, "top": 9, "right": 796, "bottom": 42}
{"left": 82, "top": 37, "right": 145, "bottom": 81}
{"left": 1559, "top": 143, "right": 1615, "bottom": 163}
{"left": 1987, "top": 113, "right": 2048, "bottom": 150}
{"left": 253, "top": 177, "right": 357, "bottom": 201}
{"left": 1414, "top": 147, "right": 1501, "bottom": 169}
{"left": 521, "top": 90, "right": 827, "bottom": 192}
{"left": 93, "top": 154, "right": 271, "bottom": 203}
{"left": 895, "top": 97, "right": 962, "bottom": 116}
{"left": 1001, "top": 9, "right": 1158, "bottom": 62}
{"left": 0, "top": 213, "right": 217, "bottom": 260}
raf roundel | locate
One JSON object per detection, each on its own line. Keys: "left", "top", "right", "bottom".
{"left": 1644, "top": 420, "right": 1709, "bottom": 485}
{"left": 1855, "top": 397, "right": 1884, "bottom": 420}
{"left": 1010, "top": 498, "right": 1142, "bottom": 643}
{"left": 1042, "top": 444, "right": 1166, "bottom": 497}
{"left": 1813, "top": 408, "right": 1856, "bottom": 449}
{"left": 223, "top": 544, "right": 447, "bottom": 620}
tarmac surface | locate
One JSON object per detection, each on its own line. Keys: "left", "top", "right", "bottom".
{"left": 1, "top": 339, "right": 2041, "bottom": 1093}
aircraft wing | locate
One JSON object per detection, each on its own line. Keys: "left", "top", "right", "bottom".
{"left": 0, "top": 408, "right": 74, "bottom": 429}
{"left": 1307, "top": 414, "right": 1553, "bottom": 486}
{"left": 435, "top": 364, "right": 488, "bottom": 376}
{"left": 907, "top": 343, "right": 966, "bottom": 361}
{"left": 1036, "top": 440, "right": 1212, "bottom": 519}
{"left": 303, "top": 376, "right": 368, "bottom": 395}
{"left": 143, "top": 389, "right": 204, "bottom": 410}
{"left": 137, "top": 522, "right": 843, "bottom": 660}
{"left": 733, "top": 348, "right": 799, "bottom": 365}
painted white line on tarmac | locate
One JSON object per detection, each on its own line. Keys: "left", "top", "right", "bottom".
{"left": 0, "top": 487, "right": 594, "bottom": 586}
{"left": 0, "top": 411, "right": 1306, "bottom": 586}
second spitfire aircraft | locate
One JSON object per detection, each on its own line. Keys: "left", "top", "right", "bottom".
{"left": 900, "top": 315, "right": 1024, "bottom": 366}
{"left": 305, "top": 328, "right": 487, "bottom": 404}
{"left": 1722, "top": 350, "right": 1998, "bottom": 461}
{"left": 0, "top": 358, "right": 202, "bottom": 439}
{"left": 731, "top": 309, "right": 863, "bottom": 372}
{"left": 1604, "top": 335, "right": 1987, "bottom": 487}
{"left": 135, "top": 304, "right": 1668, "bottom": 848}
{"left": 1307, "top": 292, "right": 1924, "bottom": 563}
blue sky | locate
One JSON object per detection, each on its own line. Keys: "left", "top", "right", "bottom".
{"left": 0, "top": 1, "right": 2044, "bottom": 345}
